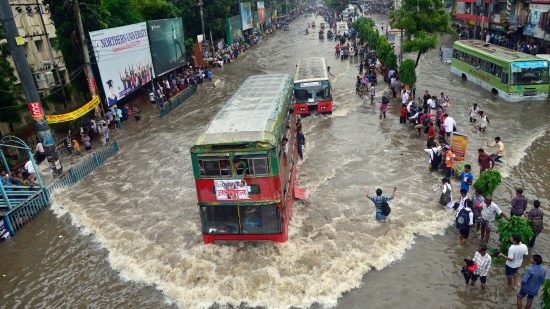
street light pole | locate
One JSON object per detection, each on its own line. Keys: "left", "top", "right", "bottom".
{"left": 0, "top": 0, "right": 62, "bottom": 176}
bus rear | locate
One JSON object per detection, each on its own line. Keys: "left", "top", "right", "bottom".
{"left": 293, "top": 57, "right": 333, "bottom": 115}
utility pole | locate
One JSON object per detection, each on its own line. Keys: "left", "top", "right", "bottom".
{"left": 197, "top": 0, "right": 206, "bottom": 44}
{"left": 74, "top": 0, "right": 102, "bottom": 120}
{"left": 473, "top": 4, "right": 478, "bottom": 39}
{"left": 0, "top": 0, "right": 62, "bottom": 176}
{"left": 34, "top": 0, "right": 68, "bottom": 111}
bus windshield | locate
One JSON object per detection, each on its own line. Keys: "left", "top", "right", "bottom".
{"left": 201, "top": 205, "right": 282, "bottom": 234}
{"left": 511, "top": 61, "right": 549, "bottom": 86}
{"left": 294, "top": 84, "right": 331, "bottom": 103}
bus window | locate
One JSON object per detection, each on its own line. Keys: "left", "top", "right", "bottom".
{"left": 198, "top": 157, "right": 231, "bottom": 177}
{"left": 246, "top": 156, "right": 269, "bottom": 175}
{"left": 294, "top": 89, "right": 311, "bottom": 101}
{"left": 324, "top": 86, "right": 331, "bottom": 99}
{"left": 240, "top": 205, "right": 282, "bottom": 234}
{"left": 494, "top": 65, "right": 502, "bottom": 77}
{"left": 315, "top": 88, "right": 326, "bottom": 100}
{"left": 201, "top": 206, "right": 240, "bottom": 234}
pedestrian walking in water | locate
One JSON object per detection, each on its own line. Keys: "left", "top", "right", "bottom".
{"left": 487, "top": 136, "right": 505, "bottom": 163}
{"left": 469, "top": 103, "right": 480, "bottom": 123}
{"left": 517, "top": 254, "right": 546, "bottom": 309}
{"left": 380, "top": 96, "right": 388, "bottom": 119}
{"left": 460, "top": 164, "right": 473, "bottom": 193}
{"left": 477, "top": 148, "right": 495, "bottom": 173}
{"left": 480, "top": 196, "right": 507, "bottom": 244}
{"left": 477, "top": 111, "right": 489, "bottom": 132}
{"left": 498, "top": 233, "right": 528, "bottom": 289}
{"left": 511, "top": 188, "right": 528, "bottom": 217}
{"left": 369, "top": 84, "right": 375, "bottom": 104}
{"left": 470, "top": 244, "right": 492, "bottom": 289}
{"left": 443, "top": 145, "right": 454, "bottom": 179}
{"left": 526, "top": 200, "right": 543, "bottom": 247}
{"left": 456, "top": 199, "right": 474, "bottom": 245}
{"left": 439, "top": 177, "right": 453, "bottom": 208}
{"left": 132, "top": 105, "right": 141, "bottom": 121}
{"left": 296, "top": 127, "right": 305, "bottom": 160}
{"left": 366, "top": 187, "right": 397, "bottom": 221}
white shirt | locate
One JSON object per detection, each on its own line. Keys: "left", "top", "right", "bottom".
{"left": 35, "top": 143, "right": 44, "bottom": 154}
{"left": 407, "top": 101, "right": 413, "bottom": 113}
{"left": 459, "top": 195, "right": 470, "bottom": 211}
{"left": 402, "top": 92, "right": 409, "bottom": 104}
{"left": 473, "top": 251, "right": 492, "bottom": 276}
{"left": 24, "top": 160, "right": 35, "bottom": 174}
{"left": 444, "top": 117, "right": 456, "bottom": 133}
{"left": 427, "top": 98, "right": 435, "bottom": 109}
{"left": 455, "top": 206, "right": 474, "bottom": 225}
{"left": 442, "top": 183, "right": 453, "bottom": 208}
{"left": 469, "top": 106, "right": 480, "bottom": 117}
{"left": 424, "top": 146, "right": 441, "bottom": 162}
{"left": 506, "top": 243, "right": 528, "bottom": 268}
{"left": 481, "top": 201, "right": 502, "bottom": 222}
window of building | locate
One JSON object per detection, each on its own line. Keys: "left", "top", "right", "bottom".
{"left": 34, "top": 39, "right": 43, "bottom": 52}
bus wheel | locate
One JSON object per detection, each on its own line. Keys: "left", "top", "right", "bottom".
{"left": 461, "top": 74, "right": 467, "bottom": 80}
{"left": 491, "top": 88, "right": 498, "bottom": 96}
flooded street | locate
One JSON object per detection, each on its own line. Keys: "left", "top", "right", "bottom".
{"left": 1, "top": 14, "right": 549, "bottom": 309}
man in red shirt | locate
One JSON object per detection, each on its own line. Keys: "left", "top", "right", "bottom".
{"left": 477, "top": 148, "right": 495, "bottom": 173}
{"left": 400, "top": 104, "right": 408, "bottom": 124}
{"left": 427, "top": 122, "right": 436, "bottom": 147}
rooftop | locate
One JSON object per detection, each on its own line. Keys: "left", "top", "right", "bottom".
{"left": 194, "top": 74, "right": 293, "bottom": 147}
{"left": 294, "top": 57, "right": 328, "bottom": 82}
{"left": 455, "top": 40, "right": 543, "bottom": 62}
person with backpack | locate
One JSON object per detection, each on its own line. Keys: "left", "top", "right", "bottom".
{"left": 456, "top": 199, "right": 474, "bottom": 245}
{"left": 526, "top": 200, "right": 544, "bottom": 247}
{"left": 517, "top": 254, "right": 547, "bottom": 309}
{"left": 424, "top": 140, "right": 442, "bottom": 172}
{"left": 439, "top": 177, "right": 453, "bottom": 208}
{"left": 366, "top": 187, "right": 397, "bottom": 221}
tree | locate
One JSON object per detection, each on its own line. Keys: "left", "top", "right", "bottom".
{"left": 0, "top": 26, "right": 23, "bottom": 126}
{"left": 399, "top": 59, "right": 416, "bottom": 85}
{"left": 391, "top": 0, "right": 451, "bottom": 68}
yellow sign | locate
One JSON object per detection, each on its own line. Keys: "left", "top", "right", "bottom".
{"left": 451, "top": 133, "right": 469, "bottom": 162}
{"left": 15, "top": 37, "right": 25, "bottom": 46}
{"left": 45, "top": 96, "right": 100, "bottom": 124}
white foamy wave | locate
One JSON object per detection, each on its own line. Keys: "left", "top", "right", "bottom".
{"left": 498, "top": 128, "right": 548, "bottom": 178}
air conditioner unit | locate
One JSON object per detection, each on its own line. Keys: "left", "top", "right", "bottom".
{"left": 41, "top": 60, "right": 52, "bottom": 70}
{"left": 34, "top": 72, "right": 48, "bottom": 89}
{"left": 44, "top": 71, "right": 55, "bottom": 86}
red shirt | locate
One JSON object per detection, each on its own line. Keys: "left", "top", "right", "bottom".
{"left": 427, "top": 126, "right": 436, "bottom": 139}
{"left": 478, "top": 153, "right": 494, "bottom": 171}
{"left": 400, "top": 107, "right": 408, "bottom": 117}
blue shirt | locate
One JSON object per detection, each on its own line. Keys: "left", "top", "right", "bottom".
{"left": 460, "top": 171, "right": 473, "bottom": 192}
{"left": 521, "top": 265, "right": 547, "bottom": 295}
{"left": 368, "top": 195, "right": 393, "bottom": 212}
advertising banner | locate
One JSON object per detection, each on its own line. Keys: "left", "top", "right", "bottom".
{"left": 253, "top": 12, "right": 259, "bottom": 29}
{"left": 147, "top": 18, "right": 186, "bottom": 77}
{"left": 451, "top": 133, "right": 469, "bottom": 162}
{"left": 28, "top": 102, "right": 44, "bottom": 120}
{"left": 258, "top": 1, "right": 266, "bottom": 24}
{"left": 523, "top": 4, "right": 550, "bottom": 39}
{"left": 240, "top": 2, "right": 253, "bottom": 30}
{"left": 45, "top": 96, "right": 100, "bottom": 124}
{"left": 226, "top": 15, "right": 243, "bottom": 44}
{"left": 89, "top": 22, "right": 154, "bottom": 106}
{"left": 215, "top": 179, "right": 249, "bottom": 200}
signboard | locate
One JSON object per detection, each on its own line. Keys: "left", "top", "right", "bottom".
{"left": 265, "top": 9, "right": 272, "bottom": 27}
{"left": 451, "top": 133, "right": 469, "bottom": 162}
{"left": 28, "top": 102, "right": 44, "bottom": 120}
{"left": 45, "top": 96, "right": 100, "bottom": 124}
{"left": 240, "top": 2, "right": 253, "bottom": 30}
{"left": 523, "top": 4, "right": 550, "bottom": 39}
{"left": 226, "top": 15, "right": 244, "bottom": 44}
{"left": 258, "top": 1, "right": 266, "bottom": 24}
{"left": 253, "top": 12, "right": 259, "bottom": 29}
{"left": 215, "top": 179, "right": 249, "bottom": 200}
{"left": 147, "top": 18, "right": 186, "bottom": 77}
{"left": 300, "top": 82, "right": 321, "bottom": 87}
{"left": 89, "top": 22, "right": 154, "bottom": 106}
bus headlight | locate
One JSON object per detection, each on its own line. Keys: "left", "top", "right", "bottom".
{"left": 320, "top": 105, "right": 326, "bottom": 110}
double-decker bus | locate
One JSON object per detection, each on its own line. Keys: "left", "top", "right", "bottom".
{"left": 190, "top": 74, "right": 297, "bottom": 244}
{"left": 293, "top": 57, "right": 333, "bottom": 114}
{"left": 451, "top": 40, "right": 549, "bottom": 102}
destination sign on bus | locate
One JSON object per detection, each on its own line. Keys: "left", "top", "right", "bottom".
{"left": 214, "top": 180, "right": 249, "bottom": 200}
{"left": 511, "top": 61, "right": 548, "bottom": 69}
{"left": 300, "top": 82, "right": 321, "bottom": 87}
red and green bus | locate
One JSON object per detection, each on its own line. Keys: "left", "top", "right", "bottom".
{"left": 293, "top": 57, "right": 333, "bottom": 115}
{"left": 190, "top": 74, "right": 298, "bottom": 244}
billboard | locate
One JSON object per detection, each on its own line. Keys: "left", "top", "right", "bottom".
{"left": 147, "top": 18, "right": 186, "bottom": 77}
{"left": 226, "top": 15, "right": 243, "bottom": 44}
{"left": 265, "top": 9, "right": 271, "bottom": 27}
{"left": 90, "top": 22, "right": 154, "bottom": 106}
{"left": 240, "top": 2, "right": 253, "bottom": 30}
{"left": 258, "top": 1, "right": 266, "bottom": 24}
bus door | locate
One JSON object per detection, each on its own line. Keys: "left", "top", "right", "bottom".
{"left": 293, "top": 81, "right": 332, "bottom": 114}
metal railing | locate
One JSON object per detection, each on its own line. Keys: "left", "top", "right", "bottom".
{"left": 159, "top": 85, "right": 197, "bottom": 118}
{"left": 1, "top": 141, "right": 120, "bottom": 237}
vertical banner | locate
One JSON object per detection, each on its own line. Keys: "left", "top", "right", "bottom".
{"left": 226, "top": 15, "right": 243, "bottom": 44}
{"left": 265, "top": 9, "right": 272, "bottom": 27}
{"left": 28, "top": 102, "right": 44, "bottom": 120}
{"left": 240, "top": 2, "right": 253, "bottom": 30}
{"left": 147, "top": 18, "right": 186, "bottom": 77}
{"left": 89, "top": 22, "right": 154, "bottom": 106}
{"left": 258, "top": 1, "right": 266, "bottom": 24}
{"left": 451, "top": 133, "right": 469, "bottom": 162}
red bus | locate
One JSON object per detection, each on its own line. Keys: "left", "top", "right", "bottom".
{"left": 293, "top": 57, "right": 333, "bottom": 115}
{"left": 190, "top": 74, "right": 298, "bottom": 244}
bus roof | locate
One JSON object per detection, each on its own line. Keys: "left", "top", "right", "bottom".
{"left": 193, "top": 74, "right": 292, "bottom": 147}
{"left": 294, "top": 57, "right": 329, "bottom": 83}
{"left": 454, "top": 40, "right": 544, "bottom": 62}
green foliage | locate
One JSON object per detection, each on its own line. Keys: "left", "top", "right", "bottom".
{"left": 352, "top": 17, "right": 397, "bottom": 70}
{"left": 399, "top": 59, "right": 416, "bottom": 85}
{"left": 391, "top": 0, "right": 451, "bottom": 67}
{"left": 473, "top": 170, "right": 502, "bottom": 196}
{"left": 495, "top": 216, "right": 534, "bottom": 254}
{"left": 454, "top": 162, "right": 467, "bottom": 175}
{"left": 0, "top": 26, "right": 23, "bottom": 124}
{"left": 543, "top": 279, "right": 550, "bottom": 309}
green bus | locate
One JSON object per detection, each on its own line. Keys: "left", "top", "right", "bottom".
{"left": 451, "top": 40, "right": 549, "bottom": 102}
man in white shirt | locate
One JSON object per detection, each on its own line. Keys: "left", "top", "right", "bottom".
{"left": 24, "top": 159, "right": 35, "bottom": 174}
{"left": 480, "top": 196, "right": 508, "bottom": 244}
{"left": 498, "top": 233, "right": 528, "bottom": 289}
{"left": 443, "top": 113, "right": 456, "bottom": 139}
{"left": 401, "top": 90, "right": 409, "bottom": 104}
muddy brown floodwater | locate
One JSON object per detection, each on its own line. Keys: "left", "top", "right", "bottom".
{"left": 0, "top": 14, "right": 548, "bottom": 309}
